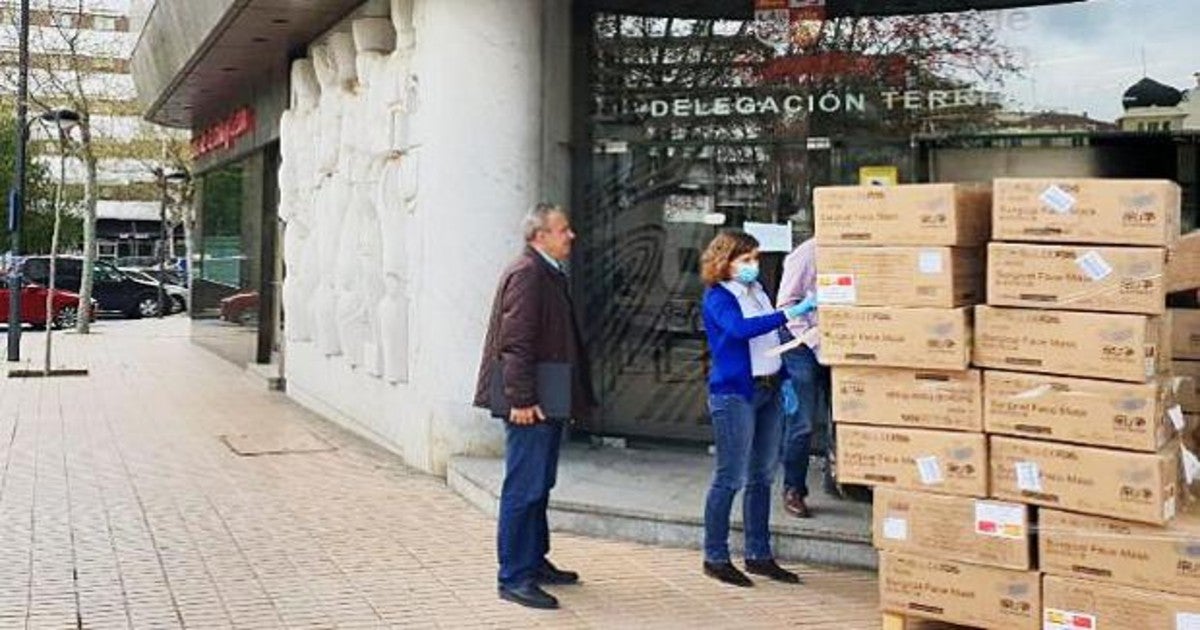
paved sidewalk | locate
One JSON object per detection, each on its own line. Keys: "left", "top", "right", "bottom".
{"left": 0, "top": 319, "right": 880, "bottom": 629}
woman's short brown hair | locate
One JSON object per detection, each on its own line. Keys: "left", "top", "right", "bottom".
{"left": 700, "top": 230, "right": 759, "bottom": 286}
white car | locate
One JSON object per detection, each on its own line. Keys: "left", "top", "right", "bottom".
{"left": 120, "top": 268, "right": 187, "bottom": 314}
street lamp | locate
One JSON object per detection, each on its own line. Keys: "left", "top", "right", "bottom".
{"left": 6, "top": 104, "right": 81, "bottom": 362}
{"left": 154, "top": 168, "right": 188, "bottom": 318}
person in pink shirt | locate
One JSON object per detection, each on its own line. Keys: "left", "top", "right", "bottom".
{"left": 774, "top": 237, "right": 830, "bottom": 518}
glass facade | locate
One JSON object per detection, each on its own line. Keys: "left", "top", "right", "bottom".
{"left": 189, "top": 147, "right": 279, "bottom": 367}
{"left": 575, "top": 1, "right": 1200, "bottom": 441}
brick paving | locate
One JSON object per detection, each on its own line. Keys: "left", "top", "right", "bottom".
{"left": 0, "top": 319, "right": 881, "bottom": 629}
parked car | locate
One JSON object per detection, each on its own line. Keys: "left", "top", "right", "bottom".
{"left": 220, "top": 291, "right": 259, "bottom": 324}
{"left": 120, "top": 268, "right": 187, "bottom": 314}
{"left": 20, "top": 256, "right": 163, "bottom": 318}
{"left": 0, "top": 283, "right": 90, "bottom": 329}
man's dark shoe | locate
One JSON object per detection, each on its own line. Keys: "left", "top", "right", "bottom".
{"left": 783, "top": 488, "right": 812, "bottom": 518}
{"left": 498, "top": 583, "right": 559, "bottom": 610}
{"left": 745, "top": 558, "right": 802, "bottom": 584}
{"left": 536, "top": 560, "right": 580, "bottom": 585}
{"left": 703, "top": 561, "right": 754, "bottom": 587}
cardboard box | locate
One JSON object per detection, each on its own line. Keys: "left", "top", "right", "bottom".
{"left": 1176, "top": 360, "right": 1200, "bottom": 414}
{"left": 873, "top": 488, "right": 1031, "bottom": 570}
{"left": 1040, "top": 508, "right": 1200, "bottom": 598}
{"left": 813, "top": 183, "right": 991, "bottom": 246}
{"left": 832, "top": 367, "right": 982, "bottom": 431}
{"left": 1042, "top": 575, "right": 1200, "bottom": 630}
{"left": 821, "top": 306, "right": 971, "bottom": 371}
{"left": 983, "top": 371, "right": 1175, "bottom": 451}
{"left": 1168, "top": 230, "right": 1200, "bottom": 293}
{"left": 974, "top": 306, "right": 1168, "bottom": 383}
{"left": 989, "top": 436, "right": 1180, "bottom": 524}
{"left": 987, "top": 243, "right": 1167, "bottom": 315}
{"left": 879, "top": 552, "right": 1040, "bottom": 630}
{"left": 1174, "top": 308, "right": 1200, "bottom": 360}
{"left": 993, "top": 178, "right": 1181, "bottom": 246}
{"left": 816, "top": 246, "right": 983, "bottom": 308}
{"left": 836, "top": 425, "right": 987, "bottom": 497}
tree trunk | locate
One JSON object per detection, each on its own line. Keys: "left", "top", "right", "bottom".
{"left": 75, "top": 124, "right": 98, "bottom": 334}
{"left": 43, "top": 137, "right": 68, "bottom": 374}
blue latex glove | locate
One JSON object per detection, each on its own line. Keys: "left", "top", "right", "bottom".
{"left": 783, "top": 291, "right": 817, "bottom": 319}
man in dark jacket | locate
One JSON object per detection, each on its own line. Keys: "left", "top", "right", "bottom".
{"left": 474, "top": 203, "right": 595, "bottom": 610}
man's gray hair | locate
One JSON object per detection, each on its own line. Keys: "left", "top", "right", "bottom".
{"left": 522, "top": 202, "right": 567, "bottom": 242}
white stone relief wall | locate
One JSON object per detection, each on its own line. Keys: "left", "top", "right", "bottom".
{"left": 278, "top": 0, "right": 419, "bottom": 385}
{"left": 280, "top": 0, "right": 557, "bottom": 474}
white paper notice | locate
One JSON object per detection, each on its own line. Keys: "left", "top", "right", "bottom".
{"left": 743, "top": 221, "right": 793, "bottom": 253}
{"left": 882, "top": 517, "right": 908, "bottom": 541}
{"left": 916, "top": 456, "right": 943, "bottom": 485}
{"left": 1015, "top": 461, "right": 1042, "bottom": 493}
{"left": 1045, "top": 609, "right": 1096, "bottom": 630}
{"left": 974, "top": 501, "right": 1026, "bottom": 539}
{"left": 1076, "top": 250, "right": 1114, "bottom": 281}
{"left": 1177, "top": 612, "right": 1200, "bottom": 630}
{"left": 817, "top": 273, "right": 857, "bottom": 305}
{"left": 1040, "top": 184, "right": 1078, "bottom": 214}
{"left": 918, "top": 250, "right": 944, "bottom": 274}
{"left": 1170, "top": 405, "right": 1187, "bottom": 432}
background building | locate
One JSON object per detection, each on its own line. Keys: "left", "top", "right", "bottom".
{"left": 0, "top": 0, "right": 184, "bottom": 260}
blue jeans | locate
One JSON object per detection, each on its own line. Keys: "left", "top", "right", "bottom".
{"left": 497, "top": 420, "right": 562, "bottom": 588}
{"left": 703, "top": 386, "right": 783, "bottom": 564}
{"left": 780, "top": 344, "right": 830, "bottom": 497}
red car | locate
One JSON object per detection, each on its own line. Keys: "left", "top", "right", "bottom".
{"left": 0, "top": 283, "right": 88, "bottom": 329}
{"left": 220, "top": 291, "right": 259, "bottom": 324}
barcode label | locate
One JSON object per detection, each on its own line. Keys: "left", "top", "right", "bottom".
{"left": 1076, "top": 250, "right": 1113, "bottom": 281}
{"left": 1177, "top": 611, "right": 1200, "bottom": 630}
{"left": 1040, "top": 185, "right": 1077, "bottom": 214}
{"left": 918, "top": 250, "right": 944, "bottom": 274}
{"left": 882, "top": 517, "right": 908, "bottom": 541}
{"left": 1015, "top": 461, "right": 1042, "bottom": 492}
{"left": 916, "top": 456, "right": 943, "bottom": 485}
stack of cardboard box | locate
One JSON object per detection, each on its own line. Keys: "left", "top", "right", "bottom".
{"left": 972, "top": 178, "right": 1196, "bottom": 627}
{"left": 814, "top": 183, "right": 1044, "bottom": 629}
{"left": 815, "top": 179, "right": 1200, "bottom": 629}
{"left": 1174, "top": 307, "right": 1200, "bottom": 440}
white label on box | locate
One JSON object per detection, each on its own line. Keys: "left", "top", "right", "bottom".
{"left": 1045, "top": 609, "right": 1096, "bottom": 630}
{"left": 882, "top": 517, "right": 908, "bottom": 541}
{"left": 1182, "top": 446, "right": 1200, "bottom": 485}
{"left": 1177, "top": 612, "right": 1200, "bottom": 630}
{"left": 917, "top": 250, "right": 944, "bottom": 274}
{"left": 1015, "top": 461, "right": 1042, "bottom": 493}
{"left": 817, "top": 274, "right": 857, "bottom": 305}
{"left": 916, "top": 456, "right": 943, "bottom": 485}
{"left": 1170, "top": 405, "right": 1187, "bottom": 432}
{"left": 1076, "top": 250, "right": 1114, "bottom": 281}
{"left": 974, "top": 501, "right": 1025, "bottom": 539}
{"left": 1040, "top": 184, "right": 1078, "bottom": 214}
{"left": 1167, "top": 496, "right": 1179, "bottom": 521}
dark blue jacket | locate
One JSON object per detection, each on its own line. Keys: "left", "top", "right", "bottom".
{"left": 701, "top": 283, "right": 787, "bottom": 401}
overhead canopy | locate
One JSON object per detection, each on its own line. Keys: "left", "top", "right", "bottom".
{"left": 586, "top": 0, "right": 1085, "bottom": 19}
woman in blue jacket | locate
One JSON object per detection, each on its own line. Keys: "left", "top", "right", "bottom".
{"left": 699, "top": 230, "right": 815, "bottom": 587}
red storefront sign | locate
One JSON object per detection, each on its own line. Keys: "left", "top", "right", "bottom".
{"left": 191, "top": 107, "right": 256, "bottom": 158}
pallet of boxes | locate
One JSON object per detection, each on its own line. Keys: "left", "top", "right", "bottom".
{"left": 815, "top": 179, "right": 1200, "bottom": 630}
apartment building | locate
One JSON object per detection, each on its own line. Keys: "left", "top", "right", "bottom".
{"left": 0, "top": 0, "right": 181, "bottom": 260}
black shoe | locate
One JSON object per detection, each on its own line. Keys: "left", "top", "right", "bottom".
{"left": 745, "top": 558, "right": 802, "bottom": 584}
{"left": 498, "top": 583, "right": 559, "bottom": 610}
{"left": 703, "top": 561, "right": 754, "bottom": 587}
{"left": 536, "top": 560, "right": 580, "bottom": 585}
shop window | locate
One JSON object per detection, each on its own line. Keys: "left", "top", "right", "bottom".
{"left": 91, "top": 15, "right": 118, "bottom": 31}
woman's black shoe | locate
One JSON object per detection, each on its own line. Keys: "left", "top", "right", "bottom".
{"left": 703, "top": 561, "right": 754, "bottom": 587}
{"left": 745, "top": 558, "right": 802, "bottom": 584}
